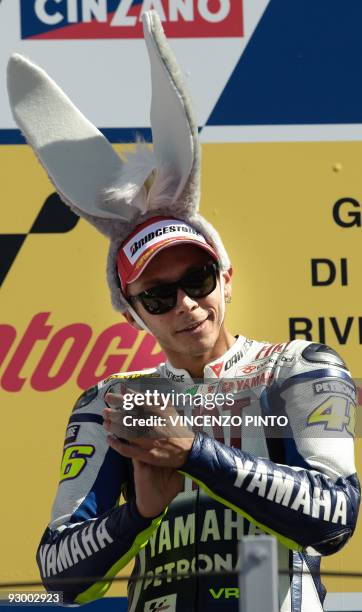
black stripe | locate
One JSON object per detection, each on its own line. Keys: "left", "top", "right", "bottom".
{"left": 0, "top": 234, "right": 26, "bottom": 286}
{"left": 280, "top": 368, "right": 352, "bottom": 394}
{"left": 68, "top": 413, "right": 103, "bottom": 425}
{"left": 30, "top": 193, "right": 79, "bottom": 234}
{"left": 0, "top": 127, "right": 152, "bottom": 145}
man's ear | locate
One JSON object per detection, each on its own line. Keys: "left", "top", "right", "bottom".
{"left": 222, "top": 266, "right": 233, "bottom": 301}
{"left": 123, "top": 310, "right": 143, "bottom": 331}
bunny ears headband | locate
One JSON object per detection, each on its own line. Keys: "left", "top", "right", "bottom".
{"left": 7, "top": 10, "right": 230, "bottom": 319}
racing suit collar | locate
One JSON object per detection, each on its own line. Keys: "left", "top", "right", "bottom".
{"left": 164, "top": 335, "right": 246, "bottom": 381}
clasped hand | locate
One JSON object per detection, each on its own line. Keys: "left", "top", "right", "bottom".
{"left": 103, "top": 387, "right": 195, "bottom": 468}
{"left": 102, "top": 387, "right": 195, "bottom": 519}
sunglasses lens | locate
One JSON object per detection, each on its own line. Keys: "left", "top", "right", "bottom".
{"left": 134, "top": 263, "right": 218, "bottom": 315}
{"left": 140, "top": 293, "right": 176, "bottom": 315}
{"left": 183, "top": 264, "right": 217, "bottom": 298}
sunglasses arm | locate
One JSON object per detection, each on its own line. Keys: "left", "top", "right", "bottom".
{"left": 126, "top": 301, "right": 153, "bottom": 334}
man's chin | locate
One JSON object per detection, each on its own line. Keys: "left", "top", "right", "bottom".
{"left": 176, "top": 332, "right": 216, "bottom": 356}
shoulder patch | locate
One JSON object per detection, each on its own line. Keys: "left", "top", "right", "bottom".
{"left": 64, "top": 423, "right": 80, "bottom": 445}
{"left": 72, "top": 385, "right": 98, "bottom": 412}
{"left": 301, "top": 344, "right": 348, "bottom": 370}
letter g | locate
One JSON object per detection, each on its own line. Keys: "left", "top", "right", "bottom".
{"left": 123, "top": 393, "right": 134, "bottom": 410}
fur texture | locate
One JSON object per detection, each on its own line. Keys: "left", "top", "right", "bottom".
{"left": 146, "top": 11, "right": 200, "bottom": 212}
{"left": 7, "top": 11, "right": 231, "bottom": 321}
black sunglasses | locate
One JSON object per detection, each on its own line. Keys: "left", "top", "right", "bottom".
{"left": 129, "top": 262, "right": 220, "bottom": 315}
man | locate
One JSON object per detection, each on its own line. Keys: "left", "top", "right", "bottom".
{"left": 7, "top": 11, "right": 360, "bottom": 612}
{"left": 34, "top": 214, "right": 359, "bottom": 611}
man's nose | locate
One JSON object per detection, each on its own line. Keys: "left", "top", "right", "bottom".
{"left": 174, "top": 288, "right": 198, "bottom": 314}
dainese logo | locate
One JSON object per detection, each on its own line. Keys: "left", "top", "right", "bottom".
{"left": 209, "top": 361, "right": 223, "bottom": 377}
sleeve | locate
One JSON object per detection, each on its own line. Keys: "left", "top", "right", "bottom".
{"left": 180, "top": 343, "right": 360, "bottom": 556}
{"left": 36, "top": 385, "right": 165, "bottom": 605}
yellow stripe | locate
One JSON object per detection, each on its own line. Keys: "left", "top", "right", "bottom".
{"left": 179, "top": 471, "right": 303, "bottom": 552}
{"left": 75, "top": 510, "right": 167, "bottom": 604}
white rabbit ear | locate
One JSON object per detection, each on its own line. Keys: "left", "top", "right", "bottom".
{"left": 7, "top": 53, "right": 138, "bottom": 222}
{"left": 142, "top": 11, "right": 200, "bottom": 210}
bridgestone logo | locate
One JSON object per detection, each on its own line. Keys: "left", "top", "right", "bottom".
{"left": 123, "top": 219, "right": 208, "bottom": 265}
{"left": 130, "top": 225, "right": 200, "bottom": 257}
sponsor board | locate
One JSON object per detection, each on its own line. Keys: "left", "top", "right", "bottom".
{"left": 20, "top": 0, "right": 243, "bottom": 40}
{"left": 1, "top": 138, "right": 362, "bottom": 601}
{"left": 0, "top": 312, "right": 165, "bottom": 392}
{"left": 0, "top": 177, "right": 165, "bottom": 393}
{"left": 1, "top": 3, "right": 362, "bottom": 603}
{"left": 0, "top": 2, "right": 269, "bottom": 131}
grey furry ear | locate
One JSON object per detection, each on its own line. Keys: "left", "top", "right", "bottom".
{"left": 99, "top": 11, "right": 202, "bottom": 221}
{"left": 6, "top": 54, "right": 138, "bottom": 227}
{"left": 7, "top": 11, "right": 230, "bottom": 324}
{"left": 6, "top": 13, "right": 200, "bottom": 229}
{"left": 143, "top": 11, "right": 200, "bottom": 215}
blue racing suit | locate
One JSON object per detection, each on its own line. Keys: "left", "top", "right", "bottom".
{"left": 37, "top": 336, "right": 360, "bottom": 611}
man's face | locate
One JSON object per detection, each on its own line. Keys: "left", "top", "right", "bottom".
{"left": 125, "top": 245, "right": 232, "bottom": 358}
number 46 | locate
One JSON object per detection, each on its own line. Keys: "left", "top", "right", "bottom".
{"left": 308, "top": 397, "right": 355, "bottom": 435}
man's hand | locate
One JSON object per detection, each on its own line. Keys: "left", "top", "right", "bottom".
{"left": 103, "top": 388, "right": 195, "bottom": 468}
{"left": 132, "top": 459, "right": 184, "bottom": 518}
{"left": 105, "top": 431, "right": 194, "bottom": 468}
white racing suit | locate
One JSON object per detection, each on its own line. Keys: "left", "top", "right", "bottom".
{"left": 37, "top": 336, "right": 360, "bottom": 611}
